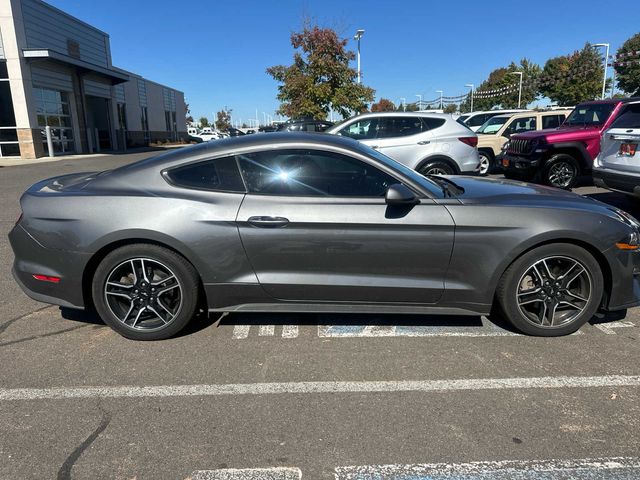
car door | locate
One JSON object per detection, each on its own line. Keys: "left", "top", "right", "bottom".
{"left": 372, "top": 116, "right": 436, "bottom": 166}
{"left": 600, "top": 103, "right": 640, "bottom": 172}
{"left": 235, "top": 147, "right": 455, "bottom": 304}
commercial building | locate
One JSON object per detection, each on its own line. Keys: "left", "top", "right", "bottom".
{"left": 0, "top": 0, "right": 187, "bottom": 159}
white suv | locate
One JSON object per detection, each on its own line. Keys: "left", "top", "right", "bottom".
{"left": 327, "top": 112, "right": 480, "bottom": 175}
{"left": 593, "top": 101, "right": 640, "bottom": 196}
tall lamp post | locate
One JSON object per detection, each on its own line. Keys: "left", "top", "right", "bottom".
{"left": 399, "top": 98, "right": 406, "bottom": 111}
{"left": 594, "top": 43, "right": 610, "bottom": 99}
{"left": 465, "top": 84, "right": 474, "bottom": 112}
{"left": 436, "top": 90, "right": 443, "bottom": 109}
{"left": 415, "top": 94, "right": 422, "bottom": 111}
{"left": 509, "top": 71, "right": 523, "bottom": 108}
{"left": 354, "top": 29, "right": 365, "bottom": 84}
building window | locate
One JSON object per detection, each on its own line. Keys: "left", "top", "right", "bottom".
{"left": 0, "top": 61, "right": 19, "bottom": 157}
{"left": 117, "top": 103, "right": 127, "bottom": 130}
{"left": 33, "top": 87, "right": 75, "bottom": 154}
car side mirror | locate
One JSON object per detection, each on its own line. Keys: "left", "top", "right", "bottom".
{"left": 385, "top": 184, "right": 419, "bottom": 205}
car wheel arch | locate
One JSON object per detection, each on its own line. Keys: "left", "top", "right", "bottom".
{"left": 542, "top": 143, "right": 590, "bottom": 170}
{"left": 416, "top": 155, "right": 461, "bottom": 174}
{"left": 487, "top": 237, "right": 612, "bottom": 310}
{"left": 82, "top": 236, "right": 208, "bottom": 311}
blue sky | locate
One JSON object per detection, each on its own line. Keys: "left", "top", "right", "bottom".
{"left": 49, "top": 0, "right": 639, "bottom": 124}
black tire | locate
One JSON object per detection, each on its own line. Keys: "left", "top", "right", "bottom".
{"left": 92, "top": 244, "right": 199, "bottom": 340}
{"left": 496, "top": 243, "right": 603, "bottom": 336}
{"left": 419, "top": 160, "right": 455, "bottom": 176}
{"left": 542, "top": 154, "right": 580, "bottom": 189}
{"left": 478, "top": 151, "right": 493, "bottom": 176}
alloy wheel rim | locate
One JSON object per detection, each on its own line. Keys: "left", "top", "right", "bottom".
{"left": 104, "top": 258, "right": 183, "bottom": 331}
{"left": 478, "top": 155, "right": 490, "bottom": 175}
{"left": 516, "top": 255, "right": 592, "bottom": 329}
{"left": 424, "top": 167, "right": 450, "bottom": 175}
{"left": 548, "top": 162, "right": 575, "bottom": 188}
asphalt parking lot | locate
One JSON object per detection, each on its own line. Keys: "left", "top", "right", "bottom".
{"left": 1, "top": 151, "right": 640, "bottom": 479}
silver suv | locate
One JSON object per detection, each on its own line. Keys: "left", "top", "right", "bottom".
{"left": 593, "top": 101, "right": 640, "bottom": 196}
{"left": 327, "top": 112, "right": 480, "bottom": 175}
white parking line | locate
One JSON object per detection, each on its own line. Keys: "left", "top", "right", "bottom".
{"left": 1, "top": 375, "right": 639, "bottom": 401}
{"left": 594, "top": 320, "right": 636, "bottom": 335}
{"left": 334, "top": 457, "right": 640, "bottom": 479}
{"left": 232, "top": 325, "right": 251, "bottom": 339}
{"left": 281, "top": 325, "right": 299, "bottom": 338}
{"left": 191, "top": 467, "right": 302, "bottom": 480}
{"left": 259, "top": 325, "right": 275, "bottom": 336}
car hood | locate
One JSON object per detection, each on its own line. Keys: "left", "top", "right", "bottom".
{"left": 514, "top": 125, "right": 602, "bottom": 141}
{"left": 445, "top": 176, "right": 611, "bottom": 211}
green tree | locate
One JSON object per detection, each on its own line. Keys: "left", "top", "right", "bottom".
{"left": 615, "top": 32, "right": 640, "bottom": 96}
{"left": 443, "top": 104, "right": 457, "bottom": 114}
{"left": 403, "top": 102, "right": 419, "bottom": 112}
{"left": 185, "top": 102, "right": 194, "bottom": 125}
{"left": 371, "top": 98, "right": 396, "bottom": 112}
{"left": 539, "top": 43, "right": 606, "bottom": 105}
{"left": 470, "top": 59, "right": 541, "bottom": 111}
{"left": 267, "top": 24, "right": 375, "bottom": 119}
{"left": 198, "top": 116, "right": 210, "bottom": 128}
{"left": 215, "top": 108, "right": 232, "bottom": 132}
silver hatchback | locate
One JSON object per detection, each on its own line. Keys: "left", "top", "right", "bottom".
{"left": 327, "top": 112, "right": 480, "bottom": 175}
{"left": 593, "top": 101, "right": 640, "bottom": 196}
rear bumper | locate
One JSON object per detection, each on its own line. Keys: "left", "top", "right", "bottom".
{"left": 593, "top": 167, "right": 640, "bottom": 196}
{"left": 9, "top": 224, "right": 89, "bottom": 309}
{"left": 601, "top": 245, "right": 640, "bottom": 311}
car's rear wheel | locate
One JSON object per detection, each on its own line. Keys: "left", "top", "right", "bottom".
{"left": 496, "top": 243, "right": 603, "bottom": 336}
{"left": 478, "top": 151, "right": 493, "bottom": 176}
{"left": 543, "top": 154, "right": 580, "bottom": 189}
{"left": 92, "top": 244, "right": 199, "bottom": 340}
{"left": 419, "top": 161, "right": 455, "bottom": 176}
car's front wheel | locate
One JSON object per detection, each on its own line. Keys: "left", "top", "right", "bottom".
{"left": 478, "top": 151, "right": 493, "bottom": 176}
{"left": 92, "top": 244, "right": 200, "bottom": 340}
{"left": 542, "top": 154, "right": 580, "bottom": 189}
{"left": 496, "top": 243, "right": 603, "bottom": 336}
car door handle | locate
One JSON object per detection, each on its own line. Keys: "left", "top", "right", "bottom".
{"left": 370, "top": 145, "right": 379, "bottom": 149}
{"left": 417, "top": 140, "right": 430, "bottom": 145}
{"left": 247, "top": 216, "right": 289, "bottom": 228}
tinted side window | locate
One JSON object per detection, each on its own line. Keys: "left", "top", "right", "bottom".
{"left": 611, "top": 104, "right": 640, "bottom": 129}
{"left": 421, "top": 117, "right": 446, "bottom": 130}
{"left": 467, "top": 114, "right": 487, "bottom": 127}
{"left": 542, "top": 114, "right": 562, "bottom": 129}
{"left": 237, "top": 149, "right": 398, "bottom": 197}
{"left": 376, "top": 117, "right": 423, "bottom": 138}
{"left": 167, "top": 156, "right": 245, "bottom": 192}
{"left": 507, "top": 116, "right": 537, "bottom": 134}
{"left": 339, "top": 119, "right": 378, "bottom": 140}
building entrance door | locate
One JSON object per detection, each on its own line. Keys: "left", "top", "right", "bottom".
{"left": 86, "top": 96, "right": 112, "bottom": 151}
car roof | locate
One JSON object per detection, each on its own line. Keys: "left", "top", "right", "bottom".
{"left": 346, "top": 112, "right": 452, "bottom": 119}
{"left": 468, "top": 109, "right": 529, "bottom": 115}
{"left": 492, "top": 109, "right": 572, "bottom": 119}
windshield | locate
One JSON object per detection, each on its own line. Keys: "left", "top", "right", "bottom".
{"left": 564, "top": 103, "right": 615, "bottom": 127}
{"left": 476, "top": 116, "right": 509, "bottom": 134}
{"left": 456, "top": 115, "right": 469, "bottom": 124}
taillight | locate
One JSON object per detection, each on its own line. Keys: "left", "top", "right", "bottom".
{"left": 459, "top": 136, "right": 478, "bottom": 148}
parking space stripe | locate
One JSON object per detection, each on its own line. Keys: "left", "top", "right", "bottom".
{"left": 281, "top": 325, "right": 299, "bottom": 338}
{"left": 1, "top": 375, "right": 639, "bottom": 401}
{"left": 191, "top": 467, "right": 302, "bottom": 480}
{"left": 232, "top": 325, "right": 251, "bottom": 339}
{"left": 334, "top": 457, "right": 640, "bottom": 479}
{"left": 258, "top": 325, "right": 275, "bottom": 336}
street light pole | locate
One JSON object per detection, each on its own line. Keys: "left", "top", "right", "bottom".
{"left": 436, "top": 90, "right": 443, "bottom": 109}
{"left": 509, "top": 72, "right": 523, "bottom": 108}
{"left": 594, "top": 43, "right": 610, "bottom": 99}
{"left": 354, "top": 29, "right": 365, "bottom": 84}
{"left": 415, "top": 94, "right": 422, "bottom": 111}
{"left": 400, "top": 98, "right": 406, "bottom": 112}
{"left": 465, "top": 84, "right": 474, "bottom": 112}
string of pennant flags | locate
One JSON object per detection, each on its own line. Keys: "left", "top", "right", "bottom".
{"left": 402, "top": 47, "right": 640, "bottom": 108}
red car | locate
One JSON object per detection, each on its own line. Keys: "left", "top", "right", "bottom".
{"left": 501, "top": 99, "right": 635, "bottom": 189}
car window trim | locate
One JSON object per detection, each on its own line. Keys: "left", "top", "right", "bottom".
{"left": 170, "top": 142, "right": 437, "bottom": 200}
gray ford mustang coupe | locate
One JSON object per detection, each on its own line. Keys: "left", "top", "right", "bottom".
{"left": 9, "top": 133, "right": 640, "bottom": 340}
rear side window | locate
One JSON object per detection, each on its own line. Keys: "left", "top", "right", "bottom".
{"left": 376, "top": 117, "right": 424, "bottom": 138}
{"left": 421, "top": 117, "right": 446, "bottom": 130}
{"left": 466, "top": 114, "right": 487, "bottom": 127}
{"left": 542, "top": 114, "right": 562, "bottom": 129}
{"left": 166, "top": 156, "right": 245, "bottom": 192}
{"left": 611, "top": 104, "right": 640, "bottom": 129}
